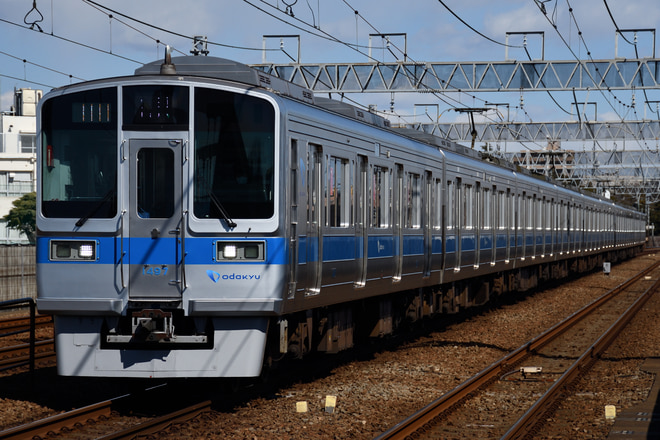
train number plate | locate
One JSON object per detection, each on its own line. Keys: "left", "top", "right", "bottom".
{"left": 142, "top": 265, "right": 169, "bottom": 276}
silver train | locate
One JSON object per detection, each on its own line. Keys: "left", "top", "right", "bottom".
{"left": 36, "top": 54, "right": 646, "bottom": 378}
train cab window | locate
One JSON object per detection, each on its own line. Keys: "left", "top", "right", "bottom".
{"left": 122, "top": 85, "right": 189, "bottom": 130}
{"left": 193, "top": 87, "right": 275, "bottom": 220}
{"left": 327, "top": 156, "right": 350, "bottom": 227}
{"left": 371, "top": 165, "right": 390, "bottom": 228}
{"left": 41, "top": 87, "right": 118, "bottom": 219}
{"left": 406, "top": 173, "right": 421, "bottom": 228}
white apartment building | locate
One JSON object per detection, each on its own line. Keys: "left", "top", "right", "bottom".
{"left": 0, "top": 88, "right": 41, "bottom": 244}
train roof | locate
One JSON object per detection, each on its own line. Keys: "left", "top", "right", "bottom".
{"left": 134, "top": 56, "right": 479, "bottom": 155}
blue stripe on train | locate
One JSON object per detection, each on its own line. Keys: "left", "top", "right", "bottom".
{"left": 37, "top": 232, "right": 536, "bottom": 267}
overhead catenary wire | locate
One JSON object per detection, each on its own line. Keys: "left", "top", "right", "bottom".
{"left": 565, "top": 0, "right": 652, "bottom": 155}
{"left": 330, "top": 0, "right": 544, "bottom": 151}
{"left": 0, "top": 73, "right": 56, "bottom": 89}
{"left": 83, "top": 0, "right": 282, "bottom": 53}
{"left": 547, "top": 0, "right": 660, "bottom": 179}
{"left": 0, "top": 49, "right": 86, "bottom": 82}
{"left": 337, "top": 0, "right": 543, "bottom": 150}
{"left": 533, "top": 0, "right": 629, "bottom": 153}
{"left": 436, "top": 0, "right": 523, "bottom": 49}
{"left": 0, "top": 16, "right": 143, "bottom": 65}
{"left": 601, "top": 0, "right": 658, "bottom": 117}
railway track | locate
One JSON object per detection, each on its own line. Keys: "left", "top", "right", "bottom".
{"left": 375, "top": 260, "right": 660, "bottom": 440}
{"left": 0, "top": 339, "right": 55, "bottom": 370}
{"left": 0, "top": 387, "right": 211, "bottom": 440}
{"left": 0, "top": 315, "right": 52, "bottom": 334}
{"left": 0, "top": 256, "right": 657, "bottom": 439}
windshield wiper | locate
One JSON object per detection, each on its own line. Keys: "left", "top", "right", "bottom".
{"left": 207, "top": 188, "right": 237, "bottom": 228}
{"left": 75, "top": 189, "right": 116, "bottom": 227}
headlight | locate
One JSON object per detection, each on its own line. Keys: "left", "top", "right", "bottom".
{"left": 223, "top": 244, "right": 237, "bottom": 259}
{"left": 216, "top": 241, "right": 265, "bottom": 262}
{"left": 50, "top": 240, "right": 97, "bottom": 261}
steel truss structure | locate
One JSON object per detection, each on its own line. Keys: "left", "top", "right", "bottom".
{"left": 403, "top": 120, "right": 660, "bottom": 143}
{"left": 401, "top": 120, "right": 660, "bottom": 203}
{"left": 500, "top": 149, "right": 660, "bottom": 203}
{"left": 252, "top": 59, "right": 660, "bottom": 205}
{"left": 251, "top": 58, "right": 660, "bottom": 93}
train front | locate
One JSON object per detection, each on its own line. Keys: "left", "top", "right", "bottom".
{"left": 36, "top": 66, "right": 286, "bottom": 378}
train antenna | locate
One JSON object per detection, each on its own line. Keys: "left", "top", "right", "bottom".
{"left": 160, "top": 45, "right": 177, "bottom": 75}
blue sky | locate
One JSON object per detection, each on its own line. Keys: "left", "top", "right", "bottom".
{"left": 2, "top": 0, "right": 659, "bottom": 140}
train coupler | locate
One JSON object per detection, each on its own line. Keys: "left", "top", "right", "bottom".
{"left": 104, "top": 309, "right": 209, "bottom": 345}
{"left": 131, "top": 309, "right": 174, "bottom": 342}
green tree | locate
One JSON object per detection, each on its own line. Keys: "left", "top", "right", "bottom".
{"left": 3, "top": 192, "right": 36, "bottom": 244}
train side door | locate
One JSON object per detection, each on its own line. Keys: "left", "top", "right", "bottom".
{"left": 455, "top": 178, "right": 462, "bottom": 271}
{"left": 355, "top": 155, "right": 368, "bottom": 287}
{"left": 505, "top": 189, "right": 512, "bottom": 263}
{"left": 423, "top": 171, "right": 432, "bottom": 277}
{"left": 287, "top": 139, "right": 300, "bottom": 299}
{"left": 128, "top": 139, "right": 184, "bottom": 299}
{"left": 306, "top": 144, "right": 323, "bottom": 295}
{"left": 520, "top": 192, "right": 527, "bottom": 260}
{"left": 393, "top": 164, "right": 403, "bottom": 282}
{"left": 474, "top": 181, "right": 481, "bottom": 269}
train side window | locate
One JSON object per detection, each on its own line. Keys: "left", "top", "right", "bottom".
{"left": 464, "top": 184, "right": 473, "bottom": 229}
{"left": 475, "top": 183, "right": 482, "bottom": 230}
{"left": 497, "top": 191, "right": 504, "bottom": 230}
{"left": 434, "top": 179, "right": 442, "bottom": 230}
{"left": 520, "top": 193, "right": 526, "bottom": 230}
{"left": 483, "top": 187, "right": 491, "bottom": 230}
{"left": 371, "top": 165, "right": 391, "bottom": 228}
{"left": 406, "top": 172, "right": 421, "bottom": 228}
{"left": 327, "top": 156, "right": 350, "bottom": 227}
{"left": 446, "top": 180, "right": 454, "bottom": 230}
{"left": 506, "top": 190, "right": 519, "bottom": 231}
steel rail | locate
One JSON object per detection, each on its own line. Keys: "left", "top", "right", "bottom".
{"left": 97, "top": 400, "right": 212, "bottom": 440}
{"left": 0, "top": 400, "right": 112, "bottom": 440}
{"left": 374, "top": 260, "right": 660, "bottom": 440}
{"left": 0, "top": 339, "right": 55, "bottom": 370}
{"left": 0, "top": 315, "right": 52, "bottom": 333}
{"left": 0, "top": 386, "right": 210, "bottom": 440}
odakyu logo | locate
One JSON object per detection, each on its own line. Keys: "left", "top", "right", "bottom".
{"left": 206, "top": 270, "right": 261, "bottom": 283}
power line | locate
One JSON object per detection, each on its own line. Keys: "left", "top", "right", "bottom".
{"left": 602, "top": 0, "right": 635, "bottom": 46}
{"left": 0, "top": 16, "right": 143, "bottom": 64}
{"left": 601, "top": 0, "right": 657, "bottom": 116}
{"left": 83, "top": 0, "right": 279, "bottom": 53}
{"left": 0, "top": 49, "right": 86, "bottom": 82}
{"left": 0, "top": 73, "right": 56, "bottom": 89}
{"left": 436, "top": 0, "right": 522, "bottom": 48}
{"left": 81, "top": 0, "right": 187, "bottom": 56}
{"left": 322, "top": 1, "right": 542, "bottom": 150}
